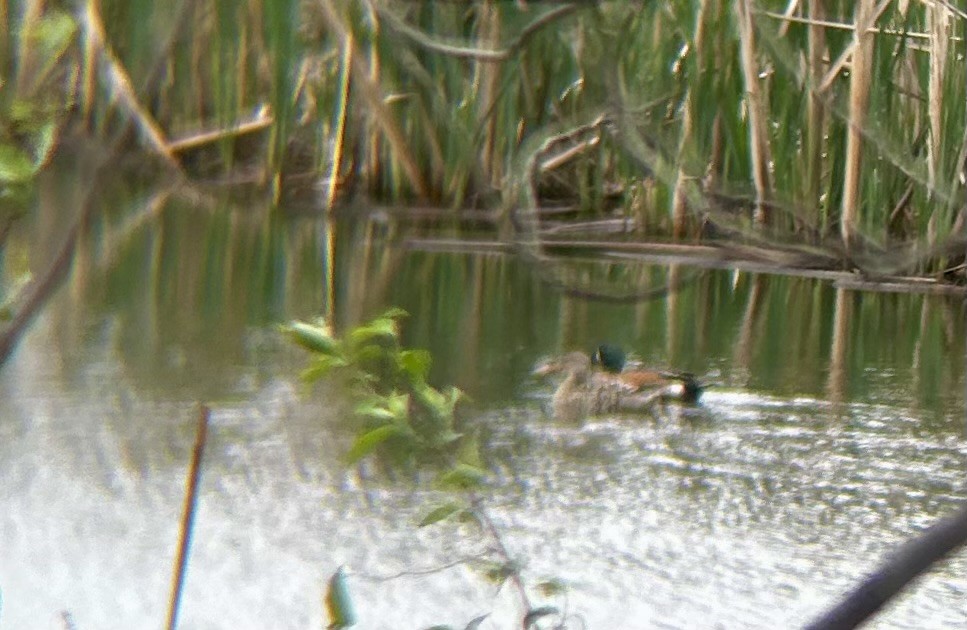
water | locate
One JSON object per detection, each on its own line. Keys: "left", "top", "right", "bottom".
{"left": 0, "top": 177, "right": 965, "bottom": 629}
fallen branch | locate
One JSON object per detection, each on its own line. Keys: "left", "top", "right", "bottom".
{"left": 166, "top": 107, "right": 273, "bottom": 154}
{"left": 806, "top": 502, "right": 967, "bottom": 630}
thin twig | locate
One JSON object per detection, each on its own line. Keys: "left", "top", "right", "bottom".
{"left": 165, "top": 404, "right": 211, "bottom": 630}
{"left": 355, "top": 553, "right": 490, "bottom": 582}
{"left": 818, "top": 0, "right": 892, "bottom": 93}
{"left": 756, "top": 9, "right": 964, "bottom": 41}
{"left": 378, "top": 4, "right": 580, "bottom": 62}
{"left": 470, "top": 495, "right": 532, "bottom": 618}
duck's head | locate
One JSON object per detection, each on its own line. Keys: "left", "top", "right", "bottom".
{"left": 591, "top": 344, "right": 626, "bottom": 373}
{"left": 533, "top": 351, "right": 592, "bottom": 378}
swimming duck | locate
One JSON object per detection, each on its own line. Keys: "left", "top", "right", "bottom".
{"left": 592, "top": 343, "right": 704, "bottom": 404}
{"left": 533, "top": 351, "right": 666, "bottom": 423}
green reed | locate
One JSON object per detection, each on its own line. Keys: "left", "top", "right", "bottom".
{"left": 3, "top": 1, "right": 965, "bottom": 271}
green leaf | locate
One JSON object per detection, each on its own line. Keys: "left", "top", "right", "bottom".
{"left": 0, "top": 145, "right": 38, "bottom": 183}
{"left": 354, "top": 393, "right": 409, "bottom": 422}
{"left": 28, "top": 11, "right": 76, "bottom": 62}
{"left": 353, "top": 404, "right": 395, "bottom": 422}
{"left": 432, "top": 430, "right": 463, "bottom": 447}
{"left": 456, "top": 430, "right": 483, "bottom": 469}
{"left": 299, "top": 354, "right": 348, "bottom": 382}
{"left": 444, "top": 386, "right": 465, "bottom": 412}
{"left": 348, "top": 316, "right": 398, "bottom": 346}
{"left": 33, "top": 122, "right": 57, "bottom": 170}
{"left": 483, "top": 561, "right": 519, "bottom": 585}
{"left": 351, "top": 343, "right": 388, "bottom": 367}
{"left": 325, "top": 567, "right": 356, "bottom": 628}
{"left": 346, "top": 424, "right": 408, "bottom": 464}
{"left": 418, "top": 502, "right": 463, "bottom": 527}
{"left": 282, "top": 321, "right": 341, "bottom": 355}
{"left": 377, "top": 306, "right": 409, "bottom": 320}
{"left": 398, "top": 349, "right": 431, "bottom": 382}
{"left": 385, "top": 392, "right": 410, "bottom": 418}
{"left": 437, "top": 464, "right": 488, "bottom": 490}
{"left": 414, "top": 383, "right": 464, "bottom": 420}
{"left": 27, "top": 11, "right": 77, "bottom": 87}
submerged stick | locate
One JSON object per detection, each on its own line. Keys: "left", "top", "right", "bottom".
{"left": 165, "top": 404, "right": 211, "bottom": 630}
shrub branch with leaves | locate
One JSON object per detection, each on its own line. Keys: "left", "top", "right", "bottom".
{"left": 284, "top": 308, "right": 576, "bottom": 629}
{"left": 283, "top": 308, "right": 477, "bottom": 472}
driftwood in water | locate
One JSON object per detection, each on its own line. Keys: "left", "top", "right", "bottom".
{"left": 806, "top": 503, "right": 967, "bottom": 630}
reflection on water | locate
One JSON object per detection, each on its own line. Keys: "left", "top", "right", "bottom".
{"left": 0, "top": 176, "right": 965, "bottom": 628}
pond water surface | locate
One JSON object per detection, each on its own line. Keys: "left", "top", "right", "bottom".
{"left": 0, "top": 174, "right": 965, "bottom": 629}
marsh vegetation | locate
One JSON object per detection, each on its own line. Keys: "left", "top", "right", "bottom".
{"left": 0, "top": 2, "right": 965, "bottom": 629}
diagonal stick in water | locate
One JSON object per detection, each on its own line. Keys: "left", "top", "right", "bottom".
{"left": 165, "top": 404, "right": 211, "bottom": 630}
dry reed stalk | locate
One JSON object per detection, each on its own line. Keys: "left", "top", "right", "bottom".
{"left": 14, "top": 0, "right": 43, "bottom": 94}
{"left": 672, "top": 0, "right": 714, "bottom": 238}
{"left": 417, "top": 105, "right": 445, "bottom": 192}
{"left": 818, "top": 0, "right": 891, "bottom": 92}
{"left": 927, "top": 3, "right": 951, "bottom": 195}
{"left": 476, "top": 0, "right": 502, "bottom": 187}
{"left": 735, "top": 0, "right": 772, "bottom": 226}
{"left": 366, "top": 3, "right": 383, "bottom": 196}
{"left": 538, "top": 135, "right": 599, "bottom": 172}
{"left": 376, "top": 3, "right": 578, "bottom": 62}
{"left": 325, "top": 35, "right": 354, "bottom": 212}
{"left": 806, "top": 0, "right": 827, "bottom": 224}
{"left": 0, "top": 0, "right": 8, "bottom": 78}
{"left": 775, "top": 0, "right": 799, "bottom": 38}
{"left": 166, "top": 107, "right": 273, "bottom": 153}
{"left": 671, "top": 99, "right": 694, "bottom": 238}
{"left": 324, "top": 218, "right": 336, "bottom": 323}
{"left": 317, "top": 0, "right": 430, "bottom": 201}
{"left": 840, "top": 0, "right": 876, "bottom": 250}
{"left": 80, "top": 0, "right": 182, "bottom": 171}
{"left": 80, "top": 3, "right": 96, "bottom": 125}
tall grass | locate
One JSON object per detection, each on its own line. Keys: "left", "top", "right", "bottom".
{"left": 2, "top": 1, "right": 965, "bottom": 274}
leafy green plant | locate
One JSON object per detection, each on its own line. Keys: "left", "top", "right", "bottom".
{"left": 286, "top": 309, "right": 580, "bottom": 628}
{"left": 0, "top": 9, "right": 76, "bottom": 205}
{"left": 282, "top": 308, "right": 477, "bottom": 471}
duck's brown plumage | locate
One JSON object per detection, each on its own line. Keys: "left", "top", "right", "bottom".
{"left": 534, "top": 352, "right": 666, "bottom": 423}
{"left": 592, "top": 344, "right": 704, "bottom": 404}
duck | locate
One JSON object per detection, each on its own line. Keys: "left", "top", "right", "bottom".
{"left": 592, "top": 343, "right": 704, "bottom": 404}
{"left": 533, "top": 351, "right": 667, "bottom": 423}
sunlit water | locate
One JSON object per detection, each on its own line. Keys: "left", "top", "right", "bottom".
{"left": 1, "top": 193, "right": 966, "bottom": 628}
{"left": 1, "top": 307, "right": 965, "bottom": 629}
